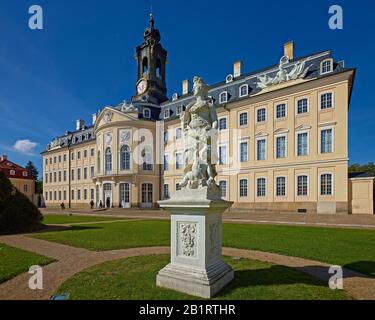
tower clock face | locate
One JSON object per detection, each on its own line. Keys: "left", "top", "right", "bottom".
{"left": 137, "top": 79, "right": 148, "bottom": 95}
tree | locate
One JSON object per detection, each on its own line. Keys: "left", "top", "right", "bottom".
{"left": 0, "top": 172, "right": 43, "bottom": 234}
{"left": 25, "top": 161, "right": 39, "bottom": 180}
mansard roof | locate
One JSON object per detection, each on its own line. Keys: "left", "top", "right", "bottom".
{"left": 159, "top": 50, "right": 353, "bottom": 122}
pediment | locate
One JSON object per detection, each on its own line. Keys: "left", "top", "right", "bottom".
{"left": 274, "top": 128, "right": 289, "bottom": 134}
{"left": 295, "top": 124, "right": 312, "bottom": 131}
{"left": 95, "top": 107, "right": 138, "bottom": 130}
{"left": 255, "top": 131, "right": 269, "bottom": 138}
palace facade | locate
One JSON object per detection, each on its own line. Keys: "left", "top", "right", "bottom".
{"left": 42, "top": 15, "right": 374, "bottom": 214}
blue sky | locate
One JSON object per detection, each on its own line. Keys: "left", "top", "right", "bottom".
{"left": 0, "top": 0, "right": 374, "bottom": 177}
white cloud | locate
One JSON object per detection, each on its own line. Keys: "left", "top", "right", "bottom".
{"left": 13, "top": 139, "right": 38, "bottom": 155}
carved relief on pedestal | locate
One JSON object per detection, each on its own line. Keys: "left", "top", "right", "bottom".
{"left": 177, "top": 222, "right": 197, "bottom": 258}
{"left": 119, "top": 129, "right": 132, "bottom": 145}
{"left": 209, "top": 222, "right": 219, "bottom": 259}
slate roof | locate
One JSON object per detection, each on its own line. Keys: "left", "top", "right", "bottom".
{"left": 348, "top": 172, "right": 375, "bottom": 179}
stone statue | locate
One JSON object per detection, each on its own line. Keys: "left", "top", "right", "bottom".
{"left": 256, "top": 55, "right": 312, "bottom": 89}
{"left": 179, "top": 76, "right": 218, "bottom": 189}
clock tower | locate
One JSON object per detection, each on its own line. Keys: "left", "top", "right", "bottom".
{"left": 133, "top": 13, "right": 168, "bottom": 104}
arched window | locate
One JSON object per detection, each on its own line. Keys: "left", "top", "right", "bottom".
{"left": 120, "top": 145, "right": 131, "bottom": 171}
{"left": 141, "top": 145, "right": 153, "bottom": 171}
{"left": 105, "top": 148, "right": 112, "bottom": 174}
{"left": 143, "top": 108, "right": 151, "bottom": 119}
{"left": 156, "top": 59, "right": 161, "bottom": 78}
{"left": 142, "top": 57, "right": 148, "bottom": 75}
{"left": 97, "top": 151, "right": 101, "bottom": 174}
{"left": 239, "top": 85, "right": 248, "bottom": 97}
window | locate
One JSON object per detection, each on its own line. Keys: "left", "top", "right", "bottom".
{"left": 257, "top": 139, "right": 266, "bottom": 161}
{"left": 84, "top": 189, "right": 88, "bottom": 200}
{"left": 71, "top": 169, "right": 74, "bottom": 181}
{"left": 45, "top": 192, "right": 48, "bottom": 201}
{"left": 84, "top": 167, "right": 88, "bottom": 180}
{"left": 297, "top": 175, "right": 308, "bottom": 196}
{"left": 22, "top": 171, "right": 28, "bottom": 177}
{"left": 143, "top": 108, "right": 151, "bottom": 119}
{"left": 219, "top": 145, "right": 227, "bottom": 165}
{"left": 276, "top": 104, "right": 286, "bottom": 119}
{"left": 219, "top": 181, "right": 227, "bottom": 198}
{"left": 23, "top": 184, "right": 28, "bottom": 193}
{"left": 54, "top": 191, "right": 57, "bottom": 201}
{"left": 77, "top": 151, "right": 81, "bottom": 160}
{"left": 45, "top": 173, "right": 48, "bottom": 183}
{"left": 58, "top": 191, "right": 61, "bottom": 201}
{"left": 176, "top": 183, "right": 181, "bottom": 191}
{"left": 63, "top": 154, "right": 67, "bottom": 162}
{"left": 239, "top": 179, "right": 248, "bottom": 197}
{"left": 77, "top": 168, "right": 81, "bottom": 180}
{"left": 297, "top": 98, "right": 308, "bottom": 114}
{"left": 176, "top": 105, "right": 183, "bottom": 116}
{"left": 257, "top": 178, "right": 266, "bottom": 197}
{"left": 63, "top": 190, "right": 67, "bottom": 201}
{"left": 164, "top": 130, "right": 169, "bottom": 143}
{"left": 63, "top": 170, "right": 67, "bottom": 181}
{"left": 276, "top": 177, "right": 286, "bottom": 197}
{"left": 175, "top": 128, "right": 182, "bottom": 140}
{"left": 58, "top": 171, "right": 61, "bottom": 182}
{"left": 71, "top": 152, "right": 74, "bottom": 160}
{"left": 321, "top": 128, "right": 333, "bottom": 154}
{"left": 240, "top": 141, "right": 248, "bottom": 162}
{"left": 297, "top": 132, "right": 308, "bottom": 156}
{"left": 320, "top": 93, "right": 333, "bottom": 110}
{"left": 54, "top": 157, "right": 56, "bottom": 163}
{"left": 164, "top": 154, "right": 169, "bottom": 171}
{"left": 105, "top": 148, "right": 112, "bottom": 174}
{"left": 77, "top": 189, "right": 81, "bottom": 200}
{"left": 45, "top": 158, "right": 48, "bottom": 165}
{"left": 54, "top": 172, "right": 56, "bottom": 182}
{"left": 120, "top": 145, "right": 131, "bottom": 170}
{"left": 90, "top": 189, "right": 94, "bottom": 201}
{"left": 141, "top": 146, "right": 153, "bottom": 171}
{"left": 257, "top": 108, "right": 266, "bottom": 123}
{"left": 163, "top": 184, "right": 169, "bottom": 199}
{"left": 10, "top": 170, "right": 15, "bottom": 176}
{"left": 176, "top": 152, "right": 183, "bottom": 170}
{"left": 141, "top": 183, "right": 153, "bottom": 203}
{"left": 49, "top": 173, "right": 52, "bottom": 182}
{"left": 49, "top": 191, "right": 52, "bottom": 201}
{"left": 276, "top": 136, "right": 287, "bottom": 159}
{"left": 239, "top": 112, "right": 248, "bottom": 126}
{"left": 84, "top": 149, "right": 88, "bottom": 158}
{"left": 321, "top": 60, "right": 333, "bottom": 74}
{"left": 58, "top": 155, "right": 61, "bottom": 163}
{"left": 90, "top": 148, "right": 94, "bottom": 157}
{"left": 239, "top": 85, "right": 248, "bottom": 97}
{"left": 219, "top": 118, "right": 227, "bottom": 131}
{"left": 321, "top": 173, "right": 333, "bottom": 196}
{"left": 164, "top": 108, "right": 170, "bottom": 119}
{"left": 90, "top": 166, "right": 94, "bottom": 178}
{"left": 97, "top": 151, "right": 100, "bottom": 174}
{"left": 219, "top": 92, "right": 228, "bottom": 104}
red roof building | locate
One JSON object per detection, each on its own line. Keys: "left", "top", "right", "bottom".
{"left": 0, "top": 155, "right": 34, "bottom": 180}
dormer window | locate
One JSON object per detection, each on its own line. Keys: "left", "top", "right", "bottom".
{"left": 219, "top": 92, "right": 228, "bottom": 104}
{"left": 164, "top": 108, "right": 170, "bottom": 119}
{"left": 321, "top": 59, "right": 333, "bottom": 74}
{"left": 239, "top": 84, "right": 248, "bottom": 97}
{"left": 10, "top": 170, "right": 15, "bottom": 176}
{"left": 176, "top": 105, "right": 183, "bottom": 116}
{"left": 143, "top": 108, "right": 151, "bottom": 119}
{"left": 22, "top": 171, "right": 28, "bottom": 177}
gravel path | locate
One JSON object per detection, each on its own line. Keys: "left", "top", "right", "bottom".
{"left": 0, "top": 235, "right": 374, "bottom": 300}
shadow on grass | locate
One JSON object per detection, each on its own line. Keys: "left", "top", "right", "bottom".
{"left": 343, "top": 261, "right": 375, "bottom": 278}
{"left": 32, "top": 224, "right": 103, "bottom": 234}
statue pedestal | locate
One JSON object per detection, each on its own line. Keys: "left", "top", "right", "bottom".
{"left": 156, "top": 186, "right": 234, "bottom": 298}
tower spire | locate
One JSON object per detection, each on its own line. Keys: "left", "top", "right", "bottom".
{"left": 150, "top": 7, "right": 154, "bottom": 29}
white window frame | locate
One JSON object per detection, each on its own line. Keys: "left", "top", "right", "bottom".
{"left": 164, "top": 108, "right": 170, "bottom": 119}
{"left": 256, "top": 177, "right": 267, "bottom": 198}
{"left": 176, "top": 105, "right": 183, "bottom": 116}
{"left": 319, "top": 125, "right": 335, "bottom": 154}
{"left": 175, "top": 127, "right": 182, "bottom": 140}
{"left": 239, "top": 140, "right": 249, "bottom": 163}
{"left": 256, "top": 107, "right": 267, "bottom": 123}
{"left": 256, "top": 136, "right": 267, "bottom": 161}
{"left": 274, "top": 134, "right": 288, "bottom": 159}
{"left": 219, "top": 180, "right": 228, "bottom": 199}
{"left": 275, "top": 176, "right": 287, "bottom": 197}
{"left": 275, "top": 102, "right": 288, "bottom": 119}
{"left": 321, "top": 58, "right": 333, "bottom": 75}
{"left": 295, "top": 130, "right": 310, "bottom": 157}
{"left": 219, "top": 91, "right": 228, "bottom": 104}
{"left": 239, "top": 179, "right": 248, "bottom": 198}
{"left": 319, "top": 91, "right": 335, "bottom": 111}
{"left": 218, "top": 117, "right": 228, "bottom": 131}
{"left": 296, "top": 174, "right": 310, "bottom": 198}
{"left": 239, "top": 84, "right": 249, "bottom": 98}
{"left": 319, "top": 172, "right": 335, "bottom": 197}
{"left": 175, "top": 152, "right": 183, "bottom": 170}
{"left": 143, "top": 108, "right": 151, "bottom": 119}
{"left": 238, "top": 112, "right": 248, "bottom": 127}
{"left": 295, "top": 97, "right": 310, "bottom": 115}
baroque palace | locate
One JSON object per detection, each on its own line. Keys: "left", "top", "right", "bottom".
{"left": 42, "top": 15, "right": 374, "bottom": 214}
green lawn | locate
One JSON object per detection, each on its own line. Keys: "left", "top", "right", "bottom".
{"left": 56, "top": 255, "right": 350, "bottom": 300}
{"left": 42, "top": 214, "right": 127, "bottom": 225}
{"left": 0, "top": 244, "right": 54, "bottom": 283}
{"left": 32, "top": 220, "right": 375, "bottom": 277}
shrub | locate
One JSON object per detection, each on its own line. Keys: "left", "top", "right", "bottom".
{"left": 0, "top": 172, "right": 43, "bottom": 235}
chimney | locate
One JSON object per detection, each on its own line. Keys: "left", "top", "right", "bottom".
{"left": 76, "top": 119, "right": 85, "bottom": 131}
{"left": 92, "top": 113, "right": 97, "bottom": 125}
{"left": 182, "top": 80, "right": 191, "bottom": 95}
{"left": 284, "top": 41, "right": 294, "bottom": 60}
{"left": 233, "top": 60, "right": 243, "bottom": 78}
{"left": 0, "top": 155, "right": 7, "bottom": 161}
